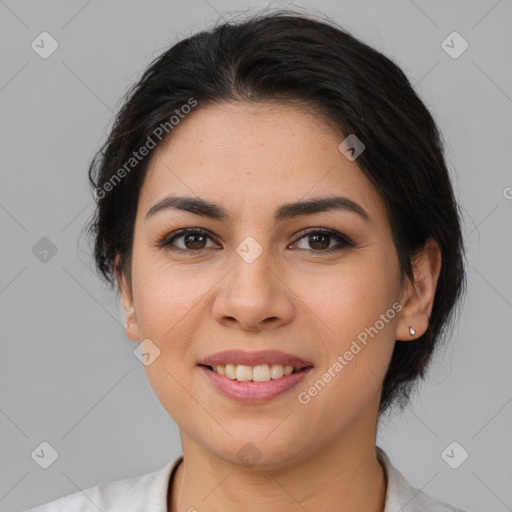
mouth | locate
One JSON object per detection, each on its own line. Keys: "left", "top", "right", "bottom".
{"left": 198, "top": 363, "right": 312, "bottom": 382}
{"left": 197, "top": 348, "right": 314, "bottom": 380}
{"left": 198, "top": 363, "right": 314, "bottom": 403}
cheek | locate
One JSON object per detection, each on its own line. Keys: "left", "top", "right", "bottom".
{"left": 132, "top": 262, "right": 204, "bottom": 421}
{"left": 294, "top": 255, "right": 397, "bottom": 336}
{"left": 132, "top": 255, "right": 209, "bottom": 343}
{"left": 291, "top": 261, "right": 398, "bottom": 398}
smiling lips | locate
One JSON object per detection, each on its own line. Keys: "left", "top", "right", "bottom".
{"left": 198, "top": 348, "right": 313, "bottom": 369}
{"left": 198, "top": 348, "right": 313, "bottom": 381}
{"left": 209, "top": 363, "right": 297, "bottom": 382}
{"left": 198, "top": 349, "right": 314, "bottom": 403}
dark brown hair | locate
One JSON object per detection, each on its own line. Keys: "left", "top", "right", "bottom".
{"left": 85, "top": 9, "right": 467, "bottom": 417}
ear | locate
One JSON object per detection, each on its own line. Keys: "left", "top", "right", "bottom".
{"left": 396, "top": 237, "right": 442, "bottom": 341}
{"left": 115, "top": 254, "right": 140, "bottom": 342}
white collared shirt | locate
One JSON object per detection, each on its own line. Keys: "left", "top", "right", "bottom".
{"left": 24, "top": 447, "right": 468, "bottom": 512}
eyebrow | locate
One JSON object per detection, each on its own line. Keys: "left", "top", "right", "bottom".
{"left": 145, "top": 195, "right": 372, "bottom": 224}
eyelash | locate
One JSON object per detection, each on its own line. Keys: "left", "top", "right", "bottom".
{"left": 159, "top": 227, "right": 355, "bottom": 254}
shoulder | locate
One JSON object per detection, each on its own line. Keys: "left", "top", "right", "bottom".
{"left": 377, "top": 447, "right": 468, "bottom": 512}
{"left": 23, "top": 456, "right": 182, "bottom": 512}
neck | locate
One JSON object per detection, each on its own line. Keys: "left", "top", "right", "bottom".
{"left": 168, "top": 428, "right": 387, "bottom": 512}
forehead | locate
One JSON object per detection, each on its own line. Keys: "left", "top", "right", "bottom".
{"left": 138, "top": 101, "right": 387, "bottom": 225}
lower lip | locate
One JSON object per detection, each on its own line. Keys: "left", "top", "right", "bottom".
{"left": 199, "top": 365, "right": 314, "bottom": 404}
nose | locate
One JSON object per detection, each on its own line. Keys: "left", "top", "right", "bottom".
{"left": 212, "top": 248, "right": 295, "bottom": 332}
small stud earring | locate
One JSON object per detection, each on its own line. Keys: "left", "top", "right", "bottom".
{"left": 409, "top": 326, "right": 416, "bottom": 337}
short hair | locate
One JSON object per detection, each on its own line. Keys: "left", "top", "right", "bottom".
{"left": 85, "top": 9, "right": 467, "bottom": 417}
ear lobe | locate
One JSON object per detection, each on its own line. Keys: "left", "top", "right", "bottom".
{"left": 396, "top": 237, "right": 442, "bottom": 341}
{"left": 115, "top": 254, "right": 140, "bottom": 342}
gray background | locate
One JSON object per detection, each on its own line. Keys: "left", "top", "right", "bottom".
{"left": 1, "top": 1, "right": 511, "bottom": 511}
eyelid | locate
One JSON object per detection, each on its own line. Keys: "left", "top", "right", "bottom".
{"left": 159, "top": 227, "right": 355, "bottom": 252}
{"left": 159, "top": 228, "right": 219, "bottom": 249}
{"left": 290, "top": 227, "right": 355, "bottom": 248}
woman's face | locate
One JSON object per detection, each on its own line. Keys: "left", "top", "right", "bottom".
{"left": 120, "top": 101, "right": 414, "bottom": 467}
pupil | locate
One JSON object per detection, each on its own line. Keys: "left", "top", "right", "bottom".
{"left": 186, "top": 234, "right": 205, "bottom": 249}
{"left": 310, "top": 234, "right": 329, "bottom": 250}
{"left": 183, "top": 234, "right": 330, "bottom": 251}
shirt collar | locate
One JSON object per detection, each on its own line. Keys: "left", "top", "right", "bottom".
{"left": 108, "top": 447, "right": 452, "bottom": 512}
{"left": 108, "top": 455, "right": 183, "bottom": 512}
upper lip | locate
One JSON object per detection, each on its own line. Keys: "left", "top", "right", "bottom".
{"left": 198, "top": 349, "right": 314, "bottom": 370}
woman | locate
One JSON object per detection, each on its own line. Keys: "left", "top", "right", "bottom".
{"left": 26, "top": 9, "right": 468, "bottom": 512}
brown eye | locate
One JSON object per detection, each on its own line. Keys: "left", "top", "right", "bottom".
{"left": 160, "top": 227, "right": 354, "bottom": 254}
{"left": 182, "top": 233, "right": 208, "bottom": 250}
{"left": 292, "top": 228, "right": 355, "bottom": 253}
{"left": 161, "top": 228, "right": 218, "bottom": 252}
{"left": 308, "top": 233, "right": 331, "bottom": 250}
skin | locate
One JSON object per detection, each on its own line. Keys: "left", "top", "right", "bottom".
{"left": 117, "top": 101, "right": 441, "bottom": 512}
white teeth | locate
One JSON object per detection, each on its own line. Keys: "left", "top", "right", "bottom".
{"left": 214, "top": 363, "right": 295, "bottom": 382}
